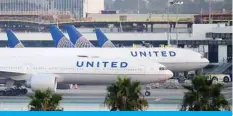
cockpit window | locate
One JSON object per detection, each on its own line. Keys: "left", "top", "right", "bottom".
{"left": 201, "top": 55, "right": 205, "bottom": 58}
{"left": 159, "top": 67, "right": 166, "bottom": 70}
{"left": 200, "top": 54, "right": 205, "bottom": 59}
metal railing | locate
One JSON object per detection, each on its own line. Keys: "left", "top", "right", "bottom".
{"left": 210, "top": 61, "right": 232, "bottom": 74}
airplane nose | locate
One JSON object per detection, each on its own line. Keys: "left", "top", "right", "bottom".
{"left": 165, "top": 70, "right": 174, "bottom": 79}
{"left": 202, "top": 58, "right": 210, "bottom": 67}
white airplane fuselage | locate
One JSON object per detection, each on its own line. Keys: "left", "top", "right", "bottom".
{"left": 0, "top": 52, "right": 173, "bottom": 92}
{"left": 0, "top": 48, "right": 209, "bottom": 72}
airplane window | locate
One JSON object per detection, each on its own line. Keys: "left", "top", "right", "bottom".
{"left": 77, "top": 55, "right": 88, "bottom": 58}
{"left": 159, "top": 67, "right": 166, "bottom": 70}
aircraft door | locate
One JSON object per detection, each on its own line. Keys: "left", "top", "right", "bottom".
{"left": 139, "top": 64, "right": 146, "bottom": 75}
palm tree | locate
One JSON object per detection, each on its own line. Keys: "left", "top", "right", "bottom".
{"left": 28, "top": 88, "right": 63, "bottom": 111}
{"left": 104, "top": 76, "right": 149, "bottom": 111}
{"left": 180, "top": 74, "right": 230, "bottom": 111}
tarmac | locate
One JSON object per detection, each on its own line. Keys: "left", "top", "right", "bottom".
{"left": 0, "top": 85, "right": 231, "bottom": 111}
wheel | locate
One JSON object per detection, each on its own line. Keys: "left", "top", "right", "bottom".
{"left": 1, "top": 91, "right": 5, "bottom": 96}
{"left": 22, "top": 89, "right": 28, "bottom": 95}
{"left": 223, "top": 76, "right": 230, "bottom": 83}
{"left": 11, "top": 90, "right": 18, "bottom": 96}
{"left": 212, "top": 77, "right": 218, "bottom": 81}
{"left": 14, "top": 88, "right": 21, "bottom": 95}
{"left": 5, "top": 90, "right": 11, "bottom": 96}
{"left": 0, "top": 90, "right": 4, "bottom": 96}
{"left": 145, "top": 91, "right": 151, "bottom": 96}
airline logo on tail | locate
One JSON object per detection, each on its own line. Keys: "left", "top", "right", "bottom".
{"left": 77, "top": 61, "right": 128, "bottom": 68}
{"left": 64, "top": 25, "right": 95, "bottom": 48}
{"left": 130, "top": 51, "right": 176, "bottom": 57}
{"left": 48, "top": 25, "right": 75, "bottom": 48}
{"left": 14, "top": 43, "right": 24, "bottom": 48}
{"left": 57, "top": 36, "right": 75, "bottom": 48}
{"left": 95, "top": 29, "right": 115, "bottom": 48}
{"left": 102, "top": 40, "right": 116, "bottom": 48}
{"left": 75, "top": 36, "right": 95, "bottom": 48}
{"left": 6, "top": 29, "right": 25, "bottom": 48}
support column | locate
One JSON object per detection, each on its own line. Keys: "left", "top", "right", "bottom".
{"left": 146, "top": 24, "right": 148, "bottom": 32}
{"left": 169, "top": 23, "right": 172, "bottom": 32}
{"left": 184, "top": 71, "right": 188, "bottom": 79}
{"left": 195, "top": 69, "right": 203, "bottom": 76}
{"left": 151, "top": 24, "right": 153, "bottom": 32}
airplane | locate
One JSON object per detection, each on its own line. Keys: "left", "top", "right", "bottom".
{"left": 64, "top": 25, "right": 95, "bottom": 48}
{"left": 49, "top": 27, "right": 209, "bottom": 72}
{"left": 5, "top": 29, "right": 74, "bottom": 90}
{"left": 0, "top": 48, "right": 173, "bottom": 96}
{"left": 95, "top": 28, "right": 116, "bottom": 48}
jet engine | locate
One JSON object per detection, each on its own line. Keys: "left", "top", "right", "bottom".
{"left": 26, "top": 74, "right": 58, "bottom": 92}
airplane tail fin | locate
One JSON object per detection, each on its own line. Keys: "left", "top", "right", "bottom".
{"left": 48, "top": 25, "right": 75, "bottom": 48}
{"left": 6, "top": 29, "right": 24, "bottom": 48}
{"left": 64, "top": 25, "right": 95, "bottom": 48}
{"left": 95, "top": 29, "right": 115, "bottom": 48}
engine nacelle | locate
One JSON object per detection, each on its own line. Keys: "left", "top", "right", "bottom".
{"left": 26, "top": 74, "right": 58, "bottom": 92}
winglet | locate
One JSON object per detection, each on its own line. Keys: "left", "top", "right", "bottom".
{"left": 48, "top": 25, "right": 75, "bottom": 48}
{"left": 6, "top": 29, "right": 24, "bottom": 48}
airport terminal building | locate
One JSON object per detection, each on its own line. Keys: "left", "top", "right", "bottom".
{"left": 0, "top": 0, "right": 104, "bottom": 18}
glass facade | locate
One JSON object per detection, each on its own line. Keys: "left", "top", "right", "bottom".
{"left": 208, "top": 45, "right": 219, "bottom": 63}
{"left": 171, "top": 40, "right": 232, "bottom": 45}
{"left": 227, "top": 45, "right": 232, "bottom": 62}
{"left": 0, "top": 0, "right": 84, "bottom": 18}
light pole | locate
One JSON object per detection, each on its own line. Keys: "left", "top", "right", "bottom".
{"left": 170, "top": 1, "right": 183, "bottom": 47}
{"left": 137, "top": 0, "right": 140, "bottom": 14}
{"left": 175, "top": 1, "right": 183, "bottom": 46}
{"left": 208, "top": 0, "right": 212, "bottom": 24}
{"left": 167, "top": 0, "right": 170, "bottom": 46}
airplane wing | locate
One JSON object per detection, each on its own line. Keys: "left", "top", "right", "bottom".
{"left": 0, "top": 71, "right": 25, "bottom": 77}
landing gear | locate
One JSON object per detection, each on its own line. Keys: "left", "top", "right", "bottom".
{"left": 145, "top": 91, "right": 151, "bottom": 96}
{"left": 0, "top": 86, "right": 28, "bottom": 96}
{"left": 144, "top": 84, "right": 151, "bottom": 96}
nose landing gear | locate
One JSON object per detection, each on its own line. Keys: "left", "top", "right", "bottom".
{"left": 145, "top": 91, "right": 151, "bottom": 96}
{"left": 144, "top": 85, "right": 151, "bottom": 96}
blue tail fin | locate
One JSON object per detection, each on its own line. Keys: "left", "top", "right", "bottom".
{"left": 64, "top": 25, "right": 95, "bottom": 48}
{"left": 95, "top": 29, "right": 115, "bottom": 48}
{"left": 6, "top": 29, "right": 24, "bottom": 48}
{"left": 48, "top": 25, "right": 75, "bottom": 48}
